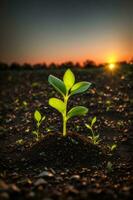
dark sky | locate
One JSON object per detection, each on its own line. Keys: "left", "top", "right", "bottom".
{"left": 0, "top": 0, "right": 132, "bottom": 64}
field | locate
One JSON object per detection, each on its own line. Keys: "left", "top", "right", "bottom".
{"left": 0, "top": 66, "right": 133, "bottom": 200}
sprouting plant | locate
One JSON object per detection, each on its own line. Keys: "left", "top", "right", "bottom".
{"left": 85, "top": 116, "right": 101, "bottom": 144}
{"left": 22, "top": 101, "right": 28, "bottom": 107}
{"left": 32, "top": 110, "right": 46, "bottom": 140}
{"left": 108, "top": 143, "right": 117, "bottom": 152}
{"left": 106, "top": 100, "right": 111, "bottom": 112}
{"left": 16, "top": 139, "right": 24, "bottom": 145}
{"left": 106, "top": 161, "right": 113, "bottom": 173}
{"left": 48, "top": 69, "right": 91, "bottom": 136}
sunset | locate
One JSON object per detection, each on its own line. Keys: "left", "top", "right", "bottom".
{"left": 0, "top": 0, "right": 132, "bottom": 64}
{"left": 0, "top": 1, "right": 133, "bottom": 200}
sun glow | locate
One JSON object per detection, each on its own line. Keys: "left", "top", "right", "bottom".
{"left": 107, "top": 54, "right": 117, "bottom": 71}
{"left": 109, "top": 63, "right": 115, "bottom": 70}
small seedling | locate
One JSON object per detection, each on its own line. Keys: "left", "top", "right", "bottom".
{"left": 108, "top": 143, "right": 117, "bottom": 152}
{"left": 48, "top": 69, "right": 91, "bottom": 136}
{"left": 85, "top": 116, "right": 101, "bottom": 144}
{"left": 106, "top": 100, "right": 111, "bottom": 112}
{"left": 32, "top": 110, "right": 46, "bottom": 140}
{"left": 16, "top": 139, "right": 24, "bottom": 145}
{"left": 22, "top": 101, "right": 28, "bottom": 107}
{"left": 106, "top": 161, "right": 113, "bottom": 173}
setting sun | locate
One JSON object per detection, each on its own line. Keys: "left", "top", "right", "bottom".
{"left": 109, "top": 63, "right": 115, "bottom": 70}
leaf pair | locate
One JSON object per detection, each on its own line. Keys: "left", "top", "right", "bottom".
{"left": 48, "top": 69, "right": 91, "bottom": 97}
{"left": 85, "top": 117, "right": 101, "bottom": 144}
{"left": 34, "top": 110, "right": 46, "bottom": 126}
{"left": 85, "top": 116, "right": 97, "bottom": 130}
{"left": 49, "top": 98, "right": 88, "bottom": 120}
{"left": 33, "top": 110, "right": 46, "bottom": 140}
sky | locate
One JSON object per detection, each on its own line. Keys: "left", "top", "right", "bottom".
{"left": 0, "top": 0, "right": 133, "bottom": 64}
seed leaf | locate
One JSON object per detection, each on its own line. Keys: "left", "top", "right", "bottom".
{"left": 91, "top": 116, "right": 96, "bottom": 127}
{"left": 32, "top": 130, "right": 37, "bottom": 135}
{"left": 85, "top": 123, "right": 92, "bottom": 130}
{"left": 71, "top": 81, "right": 91, "bottom": 95}
{"left": 111, "top": 144, "right": 117, "bottom": 151}
{"left": 42, "top": 116, "right": 46, "bottom": 121}
{"left": 67, "top": 106, "right": 88, "bottom": 120}
{"left": 63, "top": 69, "right": 75, "bottom": 90}
{"left": 48, "top": 75, "right": 66, "bottom": 96}
{"left": 34, "top": 110, "right": 41, "bottom": 122}
{"left": 49, "top": 98, "right": 65, "bottom": 114}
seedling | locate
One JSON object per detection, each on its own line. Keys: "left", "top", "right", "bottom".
{"left": 106, "top": 161, "right": 113, "bottom": 173}
{"left": 108, "top": 143, "right": 117, "bottom": 152}
{"left": 32, "top": 110, "right": 46, "bottom": 140}
{"left": 22, "top": 101, "right": 28, "bottom": 107}
{"left": 106, "top": 100, "right": 111, "bottom": 112}
{"left": 16, "top": 139, "right": 24, "bottom": 145}
{"left": 48, "top": 69, "right": 91, "bottom": 136}
{"left": 85, "top": 116, "right": 101, "bottom": 144}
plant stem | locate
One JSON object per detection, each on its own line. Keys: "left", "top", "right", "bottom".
{"left": 91, "top": 128, "right": 95, "bottom": 144}
{"left": 63, "top": 96, "right": 68, "bottom": 137}
{"left": 63, "top": 117, "right": 67, "bottom": 137}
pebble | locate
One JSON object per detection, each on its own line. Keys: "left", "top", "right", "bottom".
{"left": 34, "top": 178, "right": 47, "bottom": 186}
{"left": 71, "top": 175, "right": 80, "bottom": 180}
{"left": 38, "top": 171, "right": 54, "bottom": 178}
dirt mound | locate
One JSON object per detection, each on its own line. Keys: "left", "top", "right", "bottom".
{"left": 24, "top": 133, "right": 105, "bottom": 169}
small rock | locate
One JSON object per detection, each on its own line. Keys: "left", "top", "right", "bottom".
{"left": 27, "top": 191, "right": 35, "bottom": 198}
{"left": 55, "top": 176, "right": 63, "bottom": 182}
{"left": 34, "top": 178, "right": 47, "bottom": 186}
{"left": 38, "top": 171, "right": 54, "bottom": 178}
{"left": 71, "top": 175, "right": 80, "bottom": 180}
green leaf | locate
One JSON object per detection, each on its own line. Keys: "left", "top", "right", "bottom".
{"left": 42, "top": 116, "right": 46, "bottom": 121}
{"left": 71, "top": 81, "right": 91, "bottom": 95}
{"left": 94, "top": 134, "right": 100, "bottom": 140}
{"left": 67, "top": 106, "right": 88, "bottom": 120}
{"left": 32, "top": 130, "right": 38, "bottom": 136}
{"left": 85, "top": 123, "right": 92, "bottom": 130}
{"left": 49, "top": 98, "right": 65, "bottom": 114}
{"left": 63, "top": 69, "right": 75, "bottom": 90}
{"left": 91, "top": 116, "right": 97, "bottom": 127}
{"left": 48, "top": 75, "right": 66, "bottom": 96}
{"left": 111, "top": 144, "right": 117, "bottom": 151}
{"left": 34, "top": 110, "right": 41, "bottom": 122}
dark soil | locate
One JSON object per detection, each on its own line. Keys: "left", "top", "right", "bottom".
{"left": 0, "top": 66, "right": 133, "bottom": 200}
{"left": 24, "top": 133, "right": 105, "bottom": 169}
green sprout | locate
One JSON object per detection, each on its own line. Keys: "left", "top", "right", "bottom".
{"left": 32, "top": 110, "right": 46, "bottom": 140}
{"left": 85, "top": 116, "right": 101, "bottom": 144}
{"left": 48, "top": 69, "right": 91, "bottom": 137}
{"left": 22, "top": 101, "right": 28, "bottom": 107}
{"left": 108, "top": 143, "right": 117, "bottom": 152}
{"left": 106, "top": 161, "right": 113, "bottom": 173}
{"left": 16, "top": 139, "right": 24, "bottom": 145}
{"left": 106, "top": 100, "right": 111, "bottom": 112}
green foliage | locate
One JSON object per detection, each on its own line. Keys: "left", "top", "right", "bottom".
{"left": 48, "top": 69, "right": 91, "bottom": 136}
{"left": 108, "top": 143, "right": 117, "bottom": 152}
{"left": 32, "top": 110, "right": 46, "bottom": 140}
{"left": 49, "top": 98, "right": 65, "bottom": 114}
{"left": 85, "top": 116, "right": 101, "bottom": 144}
{"left": 16, "top": 139, "right": 24, "bottom": 145}
{"left": 106, "top": 100, "right": 111, "bottom": 112}
{"left": 22, "top": 101, "right": 28, "bottom": 107}
{"left": 71, "top": 82, "right": 91, "bottom": 95}
{"left": 67, "top": 106, "right": 88, "bottom": 120}
{"left": 48, "top": 75, "right": 66, "bottom": 96}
